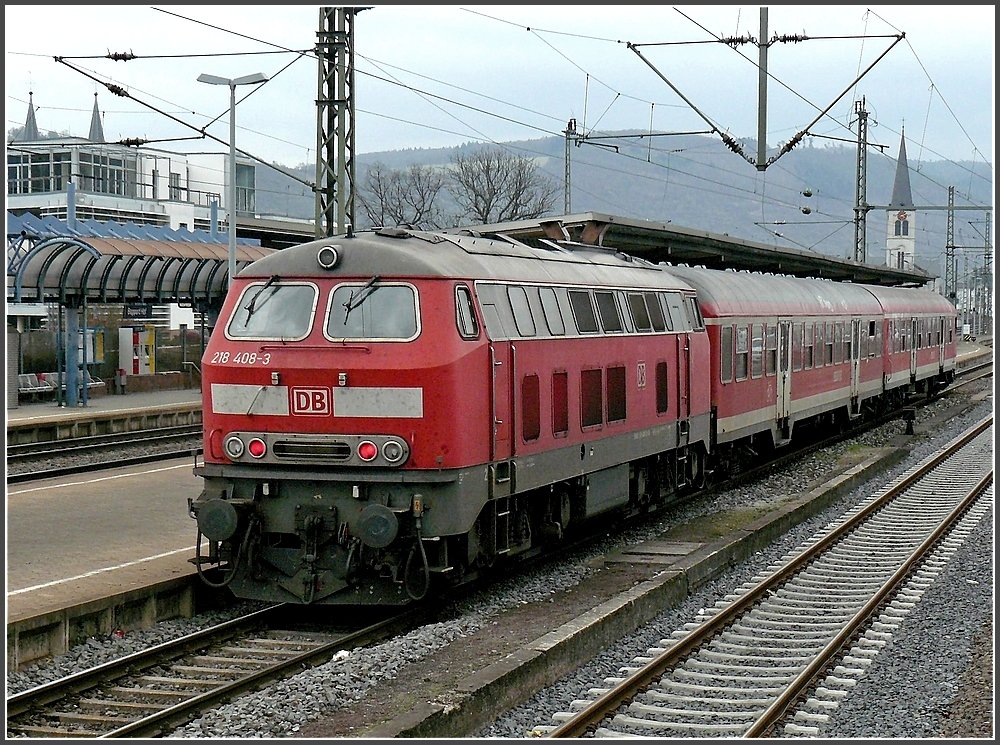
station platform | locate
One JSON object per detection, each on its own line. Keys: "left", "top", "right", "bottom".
{"left": 6, "top": 387, "right": 203, "bottom": 444}
{"left": 7, "top": 387, "right": 202, "bottom": 423}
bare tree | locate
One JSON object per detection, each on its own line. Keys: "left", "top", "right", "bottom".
{"left": 357, "top": 162, "right": 448, "bottom": 230}
{"left": 447, "top": 147, "right": 559, "bottom": 225}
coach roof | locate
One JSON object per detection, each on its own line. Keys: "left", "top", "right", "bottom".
{"left": 668, "top": 265, "right": 885, "bottom": 318}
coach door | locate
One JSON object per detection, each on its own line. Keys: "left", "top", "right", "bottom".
{"left": 776, "top": 320, "right": 792, "bottom": 427}
{"left": 938, "top": 317, "right": 946, "bottom": 369}
{"left": 909, "top": 317, "right": 919, "bottom": 379}
{"left": 849, "top": 319, "right": 862, "bottom": 416}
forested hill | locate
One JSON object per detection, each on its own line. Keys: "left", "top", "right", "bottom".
{"left": 256, "top": 131, "right": 992, "bottom": 280}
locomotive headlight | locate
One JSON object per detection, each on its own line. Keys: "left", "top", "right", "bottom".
{"left": 247, "top": 438, "right": 268, "bottom": 459}
{"left": 317, "top": 245, "right": 340, "bottom": 270}
{"left": 357, "top": 440, "right": 378, "bottom": 461}
{"left": 224, "top": 435, "right": 245, "bottom": 460}
{"left": 382, "top": 439, "right": 404, "bottom": 463}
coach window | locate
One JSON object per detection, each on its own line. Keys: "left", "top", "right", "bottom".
{"left": 645, "top": 292, "right": 667, "bottom": 331}
{"left": 228, "top": 281, "right": 316, "bottom": 340}
{"left": 720, "top": 325, "right": 734, "bottom": 383}
{"left": 750, "top": 324, "right": 764, "bottom": 378}
{"left": 521, "top": 374, "right": 540, "bottom": 442}
{"left": 735, "top": 326, "right": 749, "bottom": 380}
{"left": 581, "top": 368, "right": 603, "bottom": 428}
{"left": 606, "top": 365, "right": 626, "bottom": 422}
{"left": 455, "top": 286, "right": 479, "bottom": 339}
{"left": 627, "top": 293, "right": 652, "bottom": 332}
{"left": 595, "top": 291, "right": 623, "bottom": 333}
{"left": 539, "top": 287, "right": 565, "bottom": 335}
{"left": 508, "top": 286, "right": 536, "bottom": 337}
{"left": 868, "top": 320, "right": 877, "bottom": 357}
{"left": 792, "top": 323, "right": 803, "bottom": 371}
{"left": 569, "top": 290, "right": 599, "bottom": 333}
{"left": 656, "top": 361, "right": 669, "bottom": 414}
{"left": 552, "top": 371, "right": 569, "bottom": 436}
{"left": 833, "top": 322, "right": 844, "bottom": 364}
{"left": 765, "top": 324, "right": 777, "bottom": 376}
{"left": 804, "top": 323, "right": 814, "bottom": 369}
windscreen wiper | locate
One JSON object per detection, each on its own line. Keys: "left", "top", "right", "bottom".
{"left": 243, "top": 275, "right": 280, "bottom": 323}
{"left": 343, "top": 275, "right": 381, "bottom": 319}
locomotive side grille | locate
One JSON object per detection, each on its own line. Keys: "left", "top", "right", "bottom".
{"left": 272, "top": 440, "right": 353, "bottom": 460}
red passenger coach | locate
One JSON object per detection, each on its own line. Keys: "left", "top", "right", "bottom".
{"left": 191, "top": 227, "right": 713, "bottom": 606}
{"left": 864, "top": 284, "right": 957, "bottom": 403}
{"left": 668, "top": 267, "right": 956, "bottom": 472}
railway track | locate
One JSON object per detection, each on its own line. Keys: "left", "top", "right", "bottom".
{"left": 5, "top": 604, "right": 420, "bottom": 738}
{"left": 537, "top": 414, "right": 993, "bottom": 738}
{"left": 6, "top": 425, "right": 202, "bottom": 483}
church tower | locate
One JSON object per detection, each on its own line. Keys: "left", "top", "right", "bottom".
{"left": 886, "top": 130, "right": 916, "bottom": 269}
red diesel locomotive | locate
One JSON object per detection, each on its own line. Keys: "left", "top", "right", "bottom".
{"left": 189, "top": 226, "right": 956, "bottom": 606}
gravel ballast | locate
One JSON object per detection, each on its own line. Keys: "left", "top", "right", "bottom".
{"left": 7, "top": 390, "right": 993, "bottom": 739}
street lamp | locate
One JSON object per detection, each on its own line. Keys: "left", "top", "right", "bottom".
{"left": 197, "top": 72, "right": 268, "bottom": 287}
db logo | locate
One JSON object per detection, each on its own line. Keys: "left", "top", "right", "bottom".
{"left": 291, "top": 387, "right": 330, "bottom": 415}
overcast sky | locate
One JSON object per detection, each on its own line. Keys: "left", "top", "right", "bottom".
{"left": 4, "top": 5, "right": 995, "bottom": 171}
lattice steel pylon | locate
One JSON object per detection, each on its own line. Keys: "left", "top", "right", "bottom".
{"left": 852, "top": 99, "right": 869, "bottom": 264}
{"left": 945, "top": 186, "right": 956, "bottom": 304}
{"left": 314, "top": 7, "right": 363, "bottom": 238}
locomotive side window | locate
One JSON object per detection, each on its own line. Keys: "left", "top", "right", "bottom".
{"left": 226, "top": 281, "right": 317, "bottom": 340}
{"left": 685, "top": 296, "right": 705, "bottom": 330}
{"left": 735, "top": 326, "right": 749, "bottom": 380}
{"left": 655, "top": 361, "right": 669, "bottom": 414}
{"left": 539, "top": 287, "right": 566, "bottom": 335}
{"left": 615, "top": 291, "right": 635, "bottom": 333}
{"left": 595, "top": 291, "right": 623, "bottom": 333}
{"left": 581, "top": 368, "right": 603, "bottom": 428}
{"left": 455, "top": 285, "right": 479, "bottom": 339}
{"left": 568, "top": 290, "right": 599, "bottom": 333}
{"left": 751, "top": 324, "right": 764, "bottom": 378}
{"left": 508, "top": 286, "right": 537, "bottom": 337}
{"left": 645, "top": 292, "right": 667, "bottom": 332}
{"left": 720, "top": 325, "right": 734, "bottom": 383}
{"left": 627, "top": 292, "right": 652, "bottom": 332}
{"left": 662, "top": 293, "right": 687, "bottom": 331}
{"left": 521, "top": 374, "right": 540, "bottom": 442}
{"left": 606, "top": 365, "right": 626, "bottom": 422}
{"left": 552, "top": 371, "right": 569, "bottom": 436}
{"left": 327, "top": 283, "right": 418, "bottom": 340}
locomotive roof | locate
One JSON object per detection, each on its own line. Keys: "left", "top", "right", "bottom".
{"left": 238, "top": 226, "right": 697, "bottom": 292}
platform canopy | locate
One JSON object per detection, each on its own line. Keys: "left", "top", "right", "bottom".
{"left": 461, "top": 212, "right": 936, "bottom": 288}
{"left": 6, "top": 212, "right": 276, "bottom": 307}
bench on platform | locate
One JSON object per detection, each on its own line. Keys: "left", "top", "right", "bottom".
{"left": 17, "top": 373, "right": 51, "bottom": 401}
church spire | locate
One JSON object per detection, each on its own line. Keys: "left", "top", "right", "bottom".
{"left": 88, "top": 92, "right": 105, "bottom": 143}
{"left": 18, "top": 91, "right": 40, "bottom": 141}
{"left": 889, "top": 129, "right": 913, "bottom": 208}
